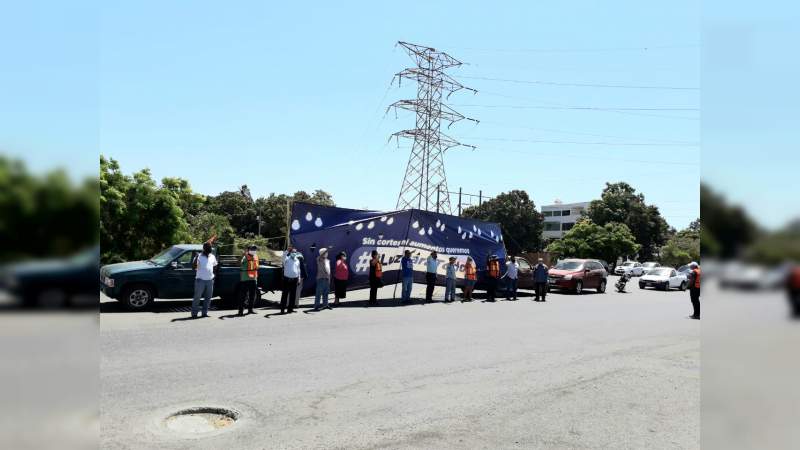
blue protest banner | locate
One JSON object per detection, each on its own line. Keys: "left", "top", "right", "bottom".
{"left": 289, "top": 203, "right": 506, "bottom": 296}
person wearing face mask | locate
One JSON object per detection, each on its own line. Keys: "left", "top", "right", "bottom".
{"left": 314, "top": 248, "right": 332, "bottom": 311}
{"left": 237, "top": 245, "right": 259, "bottom": 316}
{"left": 191, "top": 241, "right": 218, "bottom": 319}
{"left": 280, "top": 246, "right": 301, "bottom": 314}
{"left": 333, "top": 252, "right": 349, "bottom": 306}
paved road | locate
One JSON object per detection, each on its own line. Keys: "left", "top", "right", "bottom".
{"left": 100, "top": 279, "right": 699, "bottom": 449}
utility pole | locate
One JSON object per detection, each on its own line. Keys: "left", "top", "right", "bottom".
{"left": 388, "top": 42, "right": 478, "bottom": 215}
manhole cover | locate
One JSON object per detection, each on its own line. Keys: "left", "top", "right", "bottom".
{"left": 163, "top": 407, "right": 239, "bottom": 434}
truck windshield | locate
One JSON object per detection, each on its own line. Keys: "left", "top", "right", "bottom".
{"left": 554, "top": 261, "right": 583, "bottom": 271}
{"left": 149, "top": 247, "right": 184, "bottom": 266}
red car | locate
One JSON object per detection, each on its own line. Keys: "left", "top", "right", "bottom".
{"left": 547, "top": 258, "right": 608, "bottom": 294}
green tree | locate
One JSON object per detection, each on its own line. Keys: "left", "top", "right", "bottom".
{"left": 206, "top": 187, "right": 257, "bottom": 236}
{"left": 584, "top": 182, "right": 670, "bottom": 260}
{"left": 744, "top": 220, "right": 800, "bottom": 265}
{"left": 462, "top": 190, "right": 543, "bottom": 254}
{"left": 254, "top": 190, "right": 336, "bottom": 247}
{"left": 188, "top": 212, "right": 236, "bottom": 251}
{"left": 0, "top": 157, "right": 98, "bottom": 261}
{"left": 700, "top": 183, "right": 760, "bottom": 259}
{"left": 660, "top": 219, "right": 700, "bottom": 267}
{"left": 100, "top": 155, "right": 190, "bottom": 263}
{"left": 546, "top": 218, "right": 640, "bottom": 263}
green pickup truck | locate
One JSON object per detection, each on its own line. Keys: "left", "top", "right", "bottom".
{"left": 100, "top": 244, "right": 282, "bottom": 310}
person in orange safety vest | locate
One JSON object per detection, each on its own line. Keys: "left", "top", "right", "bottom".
{"left": 238, "top": 245, "right": 259, "bottom": 316}
{"left": 486, "top": 255, "right": 501, "bottom": 302}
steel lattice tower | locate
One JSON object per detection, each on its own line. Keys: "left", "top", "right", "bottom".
{"left": 388, "top": 42, "right": 477, "bottom": 214}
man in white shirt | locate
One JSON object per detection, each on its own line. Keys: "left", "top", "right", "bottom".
{"left": 503, "top": 255, "right": 520, "bottom": 300}
{"left": 191, "top": 242, "right": 218, "bottom": 318}
{"left": 280, "top": 246, "right": 301, "bottom": 314}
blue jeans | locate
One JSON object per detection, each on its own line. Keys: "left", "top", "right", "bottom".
{"left": 402, "top": 276, "right": 413, "bottom": 302}
{"left": 191, "top": 279, "right": 214, "bottom": 317}
{"left": 315, "top": 279, "right": 330, "bottom": 309}
{"left": 445, "top": 278, "right": 456, "bottom": 301}
{"left": 506, "top": 278, "right": 518, "bottom": 299}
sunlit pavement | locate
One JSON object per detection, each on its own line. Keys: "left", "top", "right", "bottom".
{"left": 101, "top": 280, "right": 699, "bottom": 449}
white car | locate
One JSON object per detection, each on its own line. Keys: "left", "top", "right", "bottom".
{"left": 615, "top": 261, "right": 644, "bottom": 277}
{"left": 639, "top": 267, "right": 688, "bottom": 291}
{"left": 641, "top": 262, "right": 660, "bottom": 275}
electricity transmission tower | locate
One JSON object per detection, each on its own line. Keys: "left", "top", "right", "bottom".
{"left": 388, "top": 41, "right": 477, "bottom": 215}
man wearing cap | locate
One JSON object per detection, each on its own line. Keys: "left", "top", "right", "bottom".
{"left": 533, "top": 258, "right": 549, "bottom": 302}
{"left": 687, "top": 261, "right": 701, "bottom": 319}
{"left": 280, "top": 246, "right": 301, "bottom": 314}
{"left": 444, "top": 256, "right": 458, "bottom": 303}
{"left": 238, "top": 245, "right": 259, "bottom": 316}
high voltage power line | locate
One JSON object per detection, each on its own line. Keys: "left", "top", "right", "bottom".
{"left": 456, "top": 75, "right": 699, "bottom": 90}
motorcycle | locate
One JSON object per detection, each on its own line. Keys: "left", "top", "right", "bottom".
{"left": 615, "top": 272, "right": 631, "bottom": 293}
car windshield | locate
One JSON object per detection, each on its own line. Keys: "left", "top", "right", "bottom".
{"left": 643, "top": 262, "right": 658, "bottom": 267}
{"left": 678, "top": 265, "right": 689, "bottom": 272}
{"left": 149, "top": 247, "right": 184, "bottom": 266}
{"left": 555, "top": 261, "right": 583, "bottom": 271}
{"left": 622, "top": 262, "right": 635, "bottom": 267}
{"left": 650, "top": 268, "right": 672, "bottom": 276}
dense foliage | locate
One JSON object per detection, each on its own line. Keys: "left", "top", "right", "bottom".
{"left": 660, "top": 219, "right": 700, "bottom": 267}
{"left": 584, "top": 182, "right": 671, "bottom": 260}
{"left": 100, "top": 155, "right": 334, "bottom": 263}
{"left": 462, "top": 190, "right": 544, "bottom": 254}
{"left": 0, "top": 157, "right": 98, "bottom": 261}
{"left": 546, "top": 218, "right": 640, "bottom": 263}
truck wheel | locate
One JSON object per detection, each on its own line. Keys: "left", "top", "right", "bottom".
{"left": 574, "top": 281, "right": 583, "bottom": 295}
{"left": 121, "top": 284, "right": 153, "bottom": 310}
{"left": 597, "top": 280, "right": 606, "bottom": 293}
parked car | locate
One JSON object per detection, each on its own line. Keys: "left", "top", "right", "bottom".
{"left": 639, "top": 267, "right": 688, "bottom": 291}
{"left": 614, "top": 261, "right": 644, "bottom": 277}
{"left": 100, "top": 244, "right": 282, "bottom": 309}
{"left": 0, "top": 246, "right": 99, "bottom": 308}
{"left": 718, "top": 262, "right": 787, "bottom": 290}
{"left": 548, "top": 258, "right": 607, "bottom": 294}
{"left": 595, "top": 259, "right": 612, "bottom": 275}
{"left": 641, "top": 262, "right": 660, "bottom": 275}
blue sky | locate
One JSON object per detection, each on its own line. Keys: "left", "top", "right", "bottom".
{"left": 3, "top": 1, "right": 706, "bottom": 229}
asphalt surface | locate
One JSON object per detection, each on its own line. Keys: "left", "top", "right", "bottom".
{"left": 100, "top": 278, "right": 700, "bottom": 449}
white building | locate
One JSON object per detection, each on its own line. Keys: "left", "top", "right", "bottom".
{"left": 542, "top": 200, "right": 591, "bottom": 239}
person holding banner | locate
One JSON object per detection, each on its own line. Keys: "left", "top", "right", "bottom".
{"left": 425, "top": 251, "right": 438, "bottom": 303}
{"left": 486, "top": 255, "right": 501, "bottom": 302}
{"left": 314, "top": 248, "right": 331, "bottom": 311}
{"left": 444, "top": 256, "right": 458, "bottom": 302}
{"left": 400, "top": 250, "right": 414, "bottom": 303}
{"left": 462, "top": 256, "right": 476, "bottom": 302}
{"left": 369, "top": 250, "right": 383, "bottom": 305}
{"left": 333, "top": 252, "right": 348, "bottom": 306}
